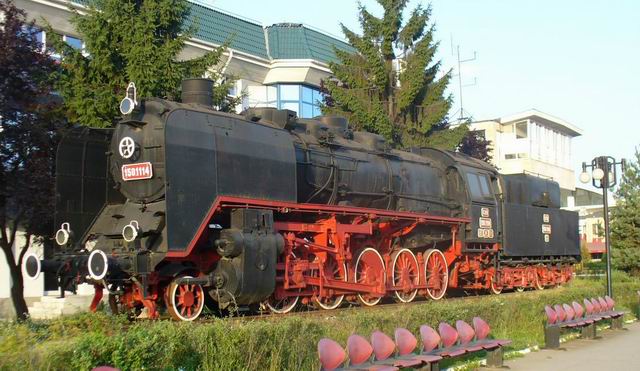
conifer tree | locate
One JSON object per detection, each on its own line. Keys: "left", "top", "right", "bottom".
{"left": 611, "top": 149, "right": 640, "bottom": 275}
{"left": 48, "top": 0, "right": 237, "bottom": 128}
{"left": 322, "top": 1, "right": 467, "bottom": 149}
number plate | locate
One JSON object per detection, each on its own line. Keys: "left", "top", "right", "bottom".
{"left": 122, "top": 162, "right": 153, "bottom": 181}
{"left": 479, "top": 217, "right": 492, "bottom": 229}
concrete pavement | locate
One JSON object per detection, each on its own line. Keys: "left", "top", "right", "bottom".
{"left": 501, "top": 321, "right": 640, "bottom": 371}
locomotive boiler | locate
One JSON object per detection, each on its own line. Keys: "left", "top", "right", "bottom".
{"left": 23, "top": 79, "right": 580, "bottom": 320}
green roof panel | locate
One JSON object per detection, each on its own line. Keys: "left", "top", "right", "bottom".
{"left": 266, "top": 23, "right": 354, "bottom": 64}
{"left": 186, "top": 3, "right": 268, "bottom": 59}
{"left": 71, "top": 1, "right": 353, "bottom": 64}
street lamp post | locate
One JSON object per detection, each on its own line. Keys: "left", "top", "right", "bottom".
{"left": 579, "top": 156, "right": 626, "bottom": 298}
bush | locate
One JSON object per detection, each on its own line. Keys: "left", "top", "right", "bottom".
{"left": 1, "top": 275, "right": 639, "bottom": 371}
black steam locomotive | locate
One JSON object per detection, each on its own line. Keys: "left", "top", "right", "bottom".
{"left": 23, "top": 79, "right": 580, "bottom": 320}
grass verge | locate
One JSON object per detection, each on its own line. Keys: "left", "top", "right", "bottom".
{"left": 1, "top": 271, "right": 638, "bottom": 370}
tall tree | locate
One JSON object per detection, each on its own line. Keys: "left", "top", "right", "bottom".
{"left": 611, "top": 149, "right": 640, "bottom": 275}
{"left": 0, "top": 0, "right": 65, "bottom": 321}
{"left": 48, "top": 0, "right": 238, "bottom": 128}
{"left": 322, "top": 1, "right": 467, "bottom": 149}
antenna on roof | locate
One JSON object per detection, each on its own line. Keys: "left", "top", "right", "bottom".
{"left": 450, "top": 39, "right": 478, "bottom": 124}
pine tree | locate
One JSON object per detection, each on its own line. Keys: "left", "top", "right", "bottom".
{"left": 1, "top": 0, "right": 65, "bottom": 321}
{"left": 47, "top": 0, "right": 238, "bottom": 128}
{"left": 322, "top": 1, "right": 467, "bottom": 149}
{"left": 610, "top": 149, "right": 640, "bottom": 275}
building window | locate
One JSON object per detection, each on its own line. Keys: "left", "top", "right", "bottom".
{"left": 64, "top": 35, "right": 83, "bottom": 50}
{"left": 22, "top": 25, "right": 44, "bottom": 47}
{"left": 505, "top": 154, "right": 516, "bottom": 160}
{"left": 277, "top": 84, "right": 323, "bottom": 118}
{"left": 473, "top": 129, "right": 486, "bottom": 139}
{"left": 515, "top": 120, "right": 528, "bottom": 139}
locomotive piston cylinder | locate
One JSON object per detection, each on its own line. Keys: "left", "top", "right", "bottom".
{"left": 22, "top": 253, "right": 65, "bottom": 281}
{"left": 86, "top": 250, "right": 129, "bottom": 281}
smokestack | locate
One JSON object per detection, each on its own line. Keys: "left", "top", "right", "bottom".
{"left": 181, "top": 78, "right": 214, "bottom": 106}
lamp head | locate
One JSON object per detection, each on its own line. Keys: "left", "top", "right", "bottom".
{"left": 592, "top": 167, "right": 605, "bottom": 181}
{"left": 579, "top": 171, "right": 591, "bottom": 184}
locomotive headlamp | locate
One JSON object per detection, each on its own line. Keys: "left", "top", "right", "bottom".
{"left": 87, "top": 249, "right": 109, "bottom": 280}
{"left": 122, "top": 220, "right": 140, "bottom": 242}
{"left": 119, "top": 82, "right": 138, "bottom": 115}
{"left": 55, "top": 223, "right": 71, "bottom": 246}
{"left": 22, "top": 252, "right": 41, "bottom": 281}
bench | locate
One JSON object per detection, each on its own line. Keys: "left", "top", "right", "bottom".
{"left": 543, "top": 296, "right": 625, "bottom": 349}
{"left": 317, "top": 317, "right": 511, "bottom": 371}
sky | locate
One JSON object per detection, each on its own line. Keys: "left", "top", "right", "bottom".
{"left": 204, "top": 0, "right": 640, "bottom": 180}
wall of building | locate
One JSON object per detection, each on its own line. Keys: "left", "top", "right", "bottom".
{"left": 471, "top": 115, "right": 579, "bottom": 193}
{"left": 0, "top": 231, "right": 43, "bottom": 318}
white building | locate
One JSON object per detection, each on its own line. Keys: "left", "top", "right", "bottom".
{"left": 470, "top": 109, "right": 583, "bottom": 204}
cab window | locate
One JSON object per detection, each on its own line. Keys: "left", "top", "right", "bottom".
{"left": 466, "top": 172, "right": 494, "bottom": 202}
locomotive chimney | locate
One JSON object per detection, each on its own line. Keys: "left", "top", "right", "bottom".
{"left": 181, "top": 78, "right": 214, "bottom": 106}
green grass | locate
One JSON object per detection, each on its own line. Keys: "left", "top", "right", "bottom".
{"left": 1, "top": 272, "right": 638, "bottom": 371}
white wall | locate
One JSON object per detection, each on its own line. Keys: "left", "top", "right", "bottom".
{"left": 0, "top": 231, "right": 43, "bottom": 299}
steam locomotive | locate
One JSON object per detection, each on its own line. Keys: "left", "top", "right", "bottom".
{"left": 23, "top": 79, "right": 579, "bottom": 320}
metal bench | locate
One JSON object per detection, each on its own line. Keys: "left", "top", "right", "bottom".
{"left": 544, "top": 296, "right": 625, "bottom": 349}
{"left": 419, "top": 318, "right": 511, "bottom": 368}
{"left": 318, "top": 318, "right": 511, "bottom": 371}
{"left": 318, "top": 333, "right": 437, "bottom": 371}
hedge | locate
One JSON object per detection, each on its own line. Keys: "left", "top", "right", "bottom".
{"left": 1, "top": 272, "right": 638, "bottom": 370}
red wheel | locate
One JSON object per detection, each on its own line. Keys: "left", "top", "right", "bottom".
{"left": 490, "top": 274, "right": 503, "bottom": 295}
{"left": 165, "top": 276, "right": 205, "bottom": 321}
{"left": 355, "top": 248, "right": 385, "bottom": 306}
{"left": 391, "top": 249, "right": 419, "bottom": 303}
{"left": 487, "top": 267, "right": 503, "bottom": 295}
{"left": 311, "top": 254, "right": 347, "bottom": 310}
{"left": 264, "top": 252, "right": 300, "bottom": 314}
{"left": 424, "top": 249, "right": 448, "bottom": 300}
{"left": 534, "top": 265, "right": 545, "bottom": 290}
{"left": 265, "top": 290, "right": 299, "bottom": 314}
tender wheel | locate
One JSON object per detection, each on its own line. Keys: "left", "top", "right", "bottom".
{"left": 534, "top": 266, "right": 545, "bottom": 290}
{"left": 264, "top": 252, "right": 300, "bottom": 314}
{"left": 489, "top": 274, "right": 503, "bottom": 295}
{"left": 312, "top": 255, "right": 347, "bottom": 310}
{"left": 165, "top": 275, "right": 205, "bottom": 321}
{"left": 391, "top": 249, "right": 419, "bottom": 303}
{"left": 424, "top": 249, "right": 448, "bottom": 300}
{"left": 354, "top": 247, "right": 385, "bottom": 306}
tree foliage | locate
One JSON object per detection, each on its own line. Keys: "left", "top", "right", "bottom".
{"left": 48, "top": 0, "right": 238, "bottom": 128}
{"left": 0, "top": 0, "right": 66, "bottom": 320}
{"left": 458, "top": 129, "right": 492, "bottom": 162}
{"left": 322, "top": 0, "right": 467, "bottom": 149}
{"left": 611, "top": 149, "right": 640, "bottom": 275}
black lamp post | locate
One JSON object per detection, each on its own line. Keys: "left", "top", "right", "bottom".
{"left": 579, "top": 156, "right": 626, "bottom": 297}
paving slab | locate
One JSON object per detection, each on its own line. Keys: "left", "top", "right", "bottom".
{"left": 501, "top": 321, "right": 640, "bottom": 371}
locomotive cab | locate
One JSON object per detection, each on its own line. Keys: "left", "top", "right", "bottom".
{"left": 460, "top": 166, "right": 501, "bottom": 248}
